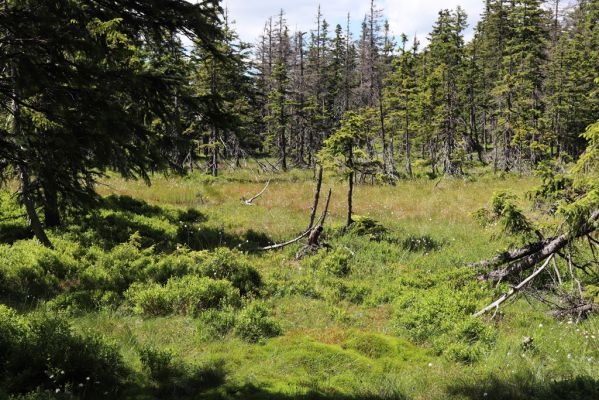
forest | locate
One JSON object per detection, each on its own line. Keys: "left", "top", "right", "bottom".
{"left": 0, "top": 0, "right": 598, "bottom": 399}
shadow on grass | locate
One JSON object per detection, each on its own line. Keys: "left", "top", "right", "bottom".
{"left": 197, "top": 382, "right": 410, "bottom": 400}
{"left": 447, "top": 374, "right": 599, "bottom": 400}
{"left": 0, "top": 222, "right": 32, "bottom": 244}
{"left": 71, "top": 194, "right": 273, "bottom": 253}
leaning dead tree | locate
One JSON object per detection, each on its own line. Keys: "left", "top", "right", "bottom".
{"left": 241, "top": 179, "right": 271, "bottom": 205}
{"left": 472, "top": 209, "right": 599, "bottom": 318}
{"left": 260, "top": 166, "right": 332, "bottom": 252}
{"left": 474, "top": 209, "right": 598, "bottom": 282}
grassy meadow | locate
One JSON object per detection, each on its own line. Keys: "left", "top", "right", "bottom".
{"left": 1, "top": 167, "right": 598, "bottom": 399}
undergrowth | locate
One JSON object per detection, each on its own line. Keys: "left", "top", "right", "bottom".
{"left": 0, "top": 171, "right": 597, "bottom": 399}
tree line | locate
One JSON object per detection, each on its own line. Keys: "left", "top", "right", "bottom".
{"left": 254, "top": 0, "right": 598, "bottom": 179}
{"left": 0, "top": 0, "right": 598, "bottom": 246}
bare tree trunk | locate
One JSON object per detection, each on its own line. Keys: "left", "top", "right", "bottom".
{"left": 211, "top": 125, "right": 218, "bottom": 177}
{"left": 405, "top": 91, "right": 413, "bottom": 178}
{"left": 210, "top": 56, "right": 219, "bottom": 177}
{"left": 347, "top": 144, "right": 354, "bottom": 227}
{"left": 307, "top": 166, "right": 323, "bottom": 229}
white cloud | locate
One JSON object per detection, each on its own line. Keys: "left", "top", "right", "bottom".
{"left": 383, "top": 0, "right": 485, "bottom": 43}
{"left": 224, "top": 0, "right": 486, "bottom": 46}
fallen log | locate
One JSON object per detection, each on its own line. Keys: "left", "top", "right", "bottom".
{"left": 481, "top": 209, "right": 599, "bottom": 282}
{"left": 468, "top": 238, "right": 553, "bottom": 269}
{"left": 259, "top": 228, "right": 313, "bottom": 251}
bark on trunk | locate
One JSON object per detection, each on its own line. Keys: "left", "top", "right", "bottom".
{"left": 43, "top": 181, "right": 61, "bottom": 228}
{"left": 19, "top": 165, "right": 53, "bottom": 248}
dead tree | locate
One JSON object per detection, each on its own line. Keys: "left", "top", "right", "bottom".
{"left": 474, "top": 209, "right": 598, "bottom": 282}
{"left": 472, "top": 209, "right": 599, "bottom": 318}
{"left": 260, "top": 168, "right": 332, "bottom": 252}
{"left": 307, "top": 166, "right": 323, "bottom": 229}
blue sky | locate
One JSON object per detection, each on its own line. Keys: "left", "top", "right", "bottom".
{"left": 223, "top": 0, "right": 486, "bottom": 46}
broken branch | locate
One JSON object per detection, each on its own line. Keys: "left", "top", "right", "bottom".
{"left": 241, "top": 179, "right": 271, "bottom": 205}
{"left": 474, "top": 255, "right": 555, "bottom": 317}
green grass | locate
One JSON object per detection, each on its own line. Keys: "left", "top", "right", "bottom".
{"left": 1, "top": 169, "right": 598, "bottom": 399}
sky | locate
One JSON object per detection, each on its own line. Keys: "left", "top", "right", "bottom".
{"left": 223, "top": 0, "right": 486, "bottom": 46}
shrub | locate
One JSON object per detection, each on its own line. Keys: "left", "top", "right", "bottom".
{"left": 474, "top": 191, "right": 534, "bottom": 236}
{"left": 79, "top": 235, "right": 149, "bottom": 292}
{"left": 0, "top": 242, "right": 76, "bottom": 301}
{"left": 0, "top": 305, "right": 126, "bottom": 397}
{"left": 234, "top": 302, "right": 282, "bottom": 343}
{"left": 393, "top": 283, "right": 495, "bottom": 363}
{"left": 126, "top": 283, "right": 173, "bottom": 316}
{"left": 323, "top": 280, "right": 371, "bottom": 304}
{"left": 195, "top": 248, "right": 262, "bottom": 296}
{"left": 400, "top": 234, "right": 441, "bottom": 252}
{"left": 346, "top": 216, "right": 387, "bottom": 240}
{"left": 45, "top": 290, "right": 119, "bottom": 313}
{"left": 139, "top": 345, "right": 177, "bottom": 383}
{"left": 272, "top": 276, "right": 322, "bottom": 299}
{"left": 126, "top": 276, "right": 240, "bottom": 317}
{"left": 310, "top": 247, "right": 353, "bottom": 278}
{"left": 142, "top": 252, "right": 195, "bottom": 284}
{"left": 443, "top": 319, "right": 496, "bottom": 363}
{"left": 197, "top": 307, "right": 237, "bottom": 340}
{"left": 139, "top": 345, "right": 225, "bottom": 397}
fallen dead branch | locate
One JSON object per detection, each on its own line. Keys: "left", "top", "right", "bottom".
{"left": 474, "top": 255, "right": 555, "bottom": 317}
{"left": 259, "top": 228, "right": 313, "bottom": 251}
{"left": 241, "top": 179, "right": 270, "bottom": 205}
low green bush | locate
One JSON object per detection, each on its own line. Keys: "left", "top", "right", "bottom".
{"left": 139, "top": 345, "right": 225, "bottom": 397}
{"left": 319, "top": 248, "right": 353, "bottom": 277}
{"left": 400, "top": 234, "right": 442, "bottom": 252}
{"left": 323, "top": 279, "right": 371, "bottom": 304}
{"left": 0, "top": 242, "right": 77, "bottom": 301}
{"left": 345, "top": 215, "right": 387, "bottom": 240}
{"left": 126, "top": 275, "right": 241, "bottom": 316}
{"left": 197, "top": 306, "right": 237, "bottom": 340}
{"left": 143, "top": 251, "right": 196, "bottom": 284}
{"left": 234, "top": 301, "right": 282, "bottom": 343}
{"left": 393, "top": 283, "right": 495, "bottom": 363}
{"left": 195, "top": 248, "right": 262, "bottom": 295}
{"left": 0, "top": 305, "right": 126, "bottom": 397}
{"left": 271, "top": 276, "right": 322, "bottom": 299}
{"left": 307, "top": 247, "right": 354, "bottom": 278}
